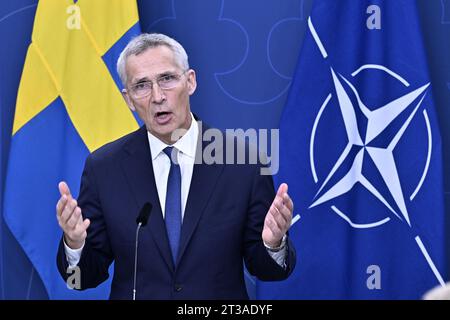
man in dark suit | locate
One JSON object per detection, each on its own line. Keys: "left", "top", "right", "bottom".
{"left": 56, "top": 33, "right": 296, "bottom": 299}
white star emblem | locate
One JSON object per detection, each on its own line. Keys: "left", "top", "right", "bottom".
{"left": 309, "top": 67, "right": 430, "bottom": 227}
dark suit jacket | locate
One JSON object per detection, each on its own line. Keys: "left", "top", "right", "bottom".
{"left": 57, "top": 123, "right": 296, "bottom": 299}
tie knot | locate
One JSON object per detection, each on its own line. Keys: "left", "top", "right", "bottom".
{"left": 163, "top": 147, "right": 177, "bottom": 164}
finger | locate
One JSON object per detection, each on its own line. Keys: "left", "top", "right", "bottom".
{"left": 273, "top": 184, "right": 290, "bottom": 213}
{"left": 276, "top": 193, "right": 294, "bottom": 218}
{"left": 272, "top": 198, "right": 289, "bottom": 226}
{"left": 279, "top": 196, "right": 293, "bottom": 222}
{"left": 60, "top": 198, "right": 78, "bottom": 225}
{"left": 268, "top": 202, "right": 286, "bottom": 231}
{"left": 276, "top": 183, "right": 288, "bottom": 197}
{"left": 278, "top": 204, "right": 293, "bottom": 228}
{"left": 266, "top": 215, "right": 282, "bottom": 239}
{"left": 282, "top": 193, "right": 294, "bottom": 213}
{"left": 58, "top": 181, "right": 72, "bottom": 198}
{"left": 82, "top": 218, "right": 91, "bottom": 230}
{"left": 272, "top": 208, "right": 290, "bottom": 232}
{"left": 56, "top": 194, "right": 68, "bottom": 216}
{"left": 72, "top": 218, "right": 90, "bottom": 239}
{"left": 272, "top": 199, "right": 293, "bottom": 233}
{"left": 66, "top": 207, "right": 82, "bottom": 229}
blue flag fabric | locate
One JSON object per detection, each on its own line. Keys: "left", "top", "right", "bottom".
{"left": 257, "top": 0, "right": 447, "bottom": 299}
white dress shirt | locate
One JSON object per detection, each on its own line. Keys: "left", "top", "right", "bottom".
{"left": 148, "top": 113, "right": 198, "bottom": 220}
{"left": 65, "top": 113, "right": 286, "bottom": 267}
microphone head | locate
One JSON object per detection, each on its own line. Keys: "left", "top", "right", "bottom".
{"left": 136, "top": 202, "right": 152, "bottom": 226}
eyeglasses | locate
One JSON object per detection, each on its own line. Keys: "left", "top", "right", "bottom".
{"left": 128, "top": 70, "right": 188, "bottom": 99}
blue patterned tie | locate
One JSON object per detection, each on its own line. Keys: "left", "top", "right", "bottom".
{"left": 163, "top": 147, "right": 182, "bottom": 265}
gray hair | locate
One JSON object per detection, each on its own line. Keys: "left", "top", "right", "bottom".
{"left": 117, "top": 33, "right": 189, "bottom": 86}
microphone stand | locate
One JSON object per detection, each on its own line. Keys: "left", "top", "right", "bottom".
{"left": 133, "top": 221, "right": 143, "bottom": 300}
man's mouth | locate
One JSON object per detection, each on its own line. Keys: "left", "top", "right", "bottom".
{"left": 155, "top": 111, "right": 172, "bottom": 125}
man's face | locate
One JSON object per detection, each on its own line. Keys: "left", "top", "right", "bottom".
{"left": 123, "top": 45, "right": 196, "bottom": 144}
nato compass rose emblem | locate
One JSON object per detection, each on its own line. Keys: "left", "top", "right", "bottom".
{"left": 306, "top": 17, "right": 445, "bottom": 286}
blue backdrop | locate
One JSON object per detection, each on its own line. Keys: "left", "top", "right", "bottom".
{"left": 0, "top": 0, "right": 449, "bottom": 299}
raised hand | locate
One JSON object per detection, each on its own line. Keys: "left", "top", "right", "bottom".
{"left": 262, "top": 183, "right": 293, "bottom": 248}
{"left": 56, "top": 181, "right": 90, "bottom": 249}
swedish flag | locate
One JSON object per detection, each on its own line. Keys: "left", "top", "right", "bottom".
{"left": 3, "top": 0, "right": 141, "bottom": 299}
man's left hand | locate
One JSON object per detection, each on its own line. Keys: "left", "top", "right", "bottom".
{"left": 262, "top": 183, "right": 294, "bottom": 248}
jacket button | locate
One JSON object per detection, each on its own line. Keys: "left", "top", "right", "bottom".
{"left": 175, "top": 284, "right": 183, "bottom": 292}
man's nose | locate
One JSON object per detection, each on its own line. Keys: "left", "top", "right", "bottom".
{"left": 151, "top": 83, "right": 166, "bottom": 103}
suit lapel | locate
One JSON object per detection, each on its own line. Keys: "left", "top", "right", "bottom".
{"left": 120, "top": 126, "right": 174, "bottom": 271}
{"left": 176, "top": 123, "right": 224, "bottom": 265}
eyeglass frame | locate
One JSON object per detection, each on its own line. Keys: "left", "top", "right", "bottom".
{"left": 126, "top": 69, "right": 189, "bottom": 99}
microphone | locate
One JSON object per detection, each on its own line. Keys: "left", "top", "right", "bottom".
{"left": 133, "top": 202, "right": 152, "bottom": 300}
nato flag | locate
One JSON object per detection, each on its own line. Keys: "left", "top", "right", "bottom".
{"left": 257, "top": 0, "right": 447, "bottom": 299}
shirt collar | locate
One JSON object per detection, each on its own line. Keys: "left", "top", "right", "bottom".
{"left": 147, "top": 113, "right": 198, "bottom": 160}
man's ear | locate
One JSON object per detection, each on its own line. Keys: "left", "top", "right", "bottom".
{"left": 186, "top": 69, "right": 197, "bottom": 96}
{"left": 122, "top": 89, "right": 136, "bottom": 111}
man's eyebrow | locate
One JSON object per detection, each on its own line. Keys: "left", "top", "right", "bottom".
{"left": 133, "top": 77, "right": 150, "bottom": 84}
{"left": 153, "top": 71, "right": 176, "bottom": 79}
{"left": 132, "top": 71, "right": 175, "bottom": 84}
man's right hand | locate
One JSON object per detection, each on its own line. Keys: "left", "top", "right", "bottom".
{"left": 56, "top": 181, "right": 90, "bottom": 249}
